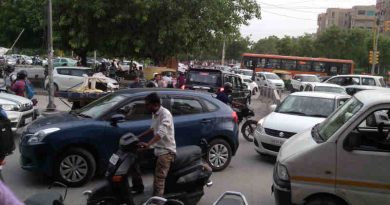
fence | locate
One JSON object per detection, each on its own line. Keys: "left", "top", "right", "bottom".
{"left": 258, "top": 86, "right": 282, "bottom": 105}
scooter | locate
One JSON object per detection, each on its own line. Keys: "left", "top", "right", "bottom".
{"left": 85, "top": 133, "right": 213, "bottom": 205}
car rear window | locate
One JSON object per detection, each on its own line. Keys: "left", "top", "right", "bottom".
{"left": 187, "top": 71, "right": 221, "bottom": 86}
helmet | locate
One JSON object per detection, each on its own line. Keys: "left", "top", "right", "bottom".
{"left": 17, "top": 70, "right": 27, "bottom": 79}
{"left": 224, "top": 82, "right": 233, "bottom": 91}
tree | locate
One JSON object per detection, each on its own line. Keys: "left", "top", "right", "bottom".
{"left": 276, "top": 36, "right": 298, "bottom": 56}
{"left": 251, "top": 36, "right": 279, "bottom": 54}
{"left": 315, "top": 26, "right": 348, "bottom": 59}
{"left": 225, "top": 36, "right": 251, "bottom": 60}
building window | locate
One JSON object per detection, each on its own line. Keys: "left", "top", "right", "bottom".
{"left": 367, "top": 11, "right": 375, "bottom": 16}
{"left": 332, "top": 12, "right": 335, "bottom": 17}
{"left": 358, "top": 10, "right": 366, "bottom": 15}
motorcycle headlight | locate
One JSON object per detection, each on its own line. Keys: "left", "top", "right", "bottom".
{"left": 27, "top": 128, "right": 60, "bottom": 144}
{"left": 2, "top": 104, "right": 20, "bottom": 111}
{"left": 276, "top": 163, "right": 290, "bottom": 181}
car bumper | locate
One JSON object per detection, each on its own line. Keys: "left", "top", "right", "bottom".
{"left": 273, "top": 164, "right": 293, "bottom": 205}
{"left": 7, "top": 109, "right": 35, "bottom": 132}
{"left": 253, "top": 130, "right": 287, "bottom": 156}
{"left": 19, "top": 136, "right": 53, "bottom": 175}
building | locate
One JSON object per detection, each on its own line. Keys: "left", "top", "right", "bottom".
{"left": 377, "top": 0, "right": 390, "bottom": 33}
{"left": 317, "top": 13, "right": 327, "bottom": 33}
{"left": 350, "top": 5, "right": 376, "bottom": 30}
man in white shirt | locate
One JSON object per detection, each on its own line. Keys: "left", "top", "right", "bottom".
{"left": 138, "top": 92, "right": 176, "bottom": 197}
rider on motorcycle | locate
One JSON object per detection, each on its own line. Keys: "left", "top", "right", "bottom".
{"left": 216, "top": 82, "right": 244, "bottom": 108}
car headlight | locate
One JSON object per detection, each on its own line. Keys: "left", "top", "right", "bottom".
{"left": 27, "top": 128, "right": 60, "bottom": 144}
{"left": 256, "top": 119, "right": 265, "bottom": 133}
{"left": 2, "top": 104, "right": 20, "bottom": 111}
{"left": 276, "top": 163, "right": 290, "bottom": 181}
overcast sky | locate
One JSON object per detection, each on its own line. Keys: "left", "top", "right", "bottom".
{"left": 240, "top": 0, "right": 376, "bottom": 41}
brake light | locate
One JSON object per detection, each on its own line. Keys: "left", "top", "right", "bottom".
{"left": 181, "top": 85, "right": 185, "bottom": 90}
{"left": 219, "top": 87, "right": 224, "bottom": 92}
{"left": 232, "top": 112, "right": 238, "bottom": 124}
{"left": 112, "top": 175, "right": 123, "bottom": 182}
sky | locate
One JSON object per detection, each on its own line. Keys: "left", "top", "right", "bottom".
{"left": 240, "top": 0, "right": 377, "bottom": 41}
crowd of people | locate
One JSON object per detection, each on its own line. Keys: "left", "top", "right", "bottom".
{"left": 130, "top": 72, "right": 186, "bottom": 89}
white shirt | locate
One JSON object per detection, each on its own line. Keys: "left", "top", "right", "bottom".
{"left": 150, "top": 106, "right": 176, "bottom": 156}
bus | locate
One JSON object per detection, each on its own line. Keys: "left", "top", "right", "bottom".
{"left": 241, "top": 53, "right": 354, "bottom": 76}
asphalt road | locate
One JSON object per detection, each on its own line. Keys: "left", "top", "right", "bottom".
{"left": 2, "top": 93, "right": 278, "bottom": 205}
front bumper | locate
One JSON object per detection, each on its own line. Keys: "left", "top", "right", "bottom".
{"left": 253, "top": 130, "right": 286, "bottom": 156}
{"left": 7, "top": 109, "right": 36, "bottom": 132}
{"left": 19, "top": 134, "right": 53, "bottom": 176}
{"left": 273, "top": 164, "right": 292, "bottom": 205}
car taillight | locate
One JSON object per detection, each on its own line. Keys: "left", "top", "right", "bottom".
{"left": 181, "top": 85, "right": 185, "bottom": 90}
{"left": 232, "top": 112, "right": 238, "bottom": 124}
{"left": 112, "top": 175, "right": 123, "bottom": 182}
{"left": 219, "top": 87, "right": 224, "bottom": 92}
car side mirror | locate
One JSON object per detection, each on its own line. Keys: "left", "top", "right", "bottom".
{"left": 343, "top": 135, "right": 359, "bottom": 152}
{"left": 111, "top": 114, "right": 125, "bottom": 126}
{"left": 270, "top": 104, "right": 277, "bottom": 112}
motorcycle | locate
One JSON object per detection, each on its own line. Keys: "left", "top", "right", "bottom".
{"left": 234, "top": 106, "right": 257, "bottom": 142}
{"left": 85, "top": 133, "right": 212, "bottom": 205}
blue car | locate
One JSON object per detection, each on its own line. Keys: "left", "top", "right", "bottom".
{"left": 20, "top": 89, "right": 239, "bottom": 186}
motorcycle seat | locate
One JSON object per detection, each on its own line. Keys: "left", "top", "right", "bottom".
{"left": 171, "top": 145, "right": 202, "bottom": 172}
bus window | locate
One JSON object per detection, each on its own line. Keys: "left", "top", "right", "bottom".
{"left": 257, "top": 58, "right": 266, "bottom": 68}
{"left": 281, "top": 59, "right": 296, "bottom": 70}
{"left": 266, "top": 58, "right": 281, "bottom": 69}
{"left": 341, "top": 64, "right": 351, "bottom": 74}
{"left": 242, "top": 56, "right": 252, "bottom": 69}
{"left": 312, "top": 62, "right": 325, "bottom": 72}
{"left": 297, "top": 61, "right": 312, "bottom": 72}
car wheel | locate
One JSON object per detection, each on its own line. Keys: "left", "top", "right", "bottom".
{"left": 305, "top": 196, "right": 347, "bottom": 205}
{"left": 300, "top": 86, "right": 304, "bottom": 91}
{"left": 206, "top": 139, "right": 232, "bottom": 171}
{"left": 55, "top": 148, "right": 96, "bottom": 187}
{"left": 54, "top": 83, "right": 59, "bottom": 92}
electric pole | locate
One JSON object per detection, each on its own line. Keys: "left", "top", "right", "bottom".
{"left": 46, "top": 0, "right": 56, "bottom": 111}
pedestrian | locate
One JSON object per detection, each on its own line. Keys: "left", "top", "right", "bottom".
{"left": 135, "top": 92, "right": 176, "bottom": 197}
{"left": 177, "top": 72, "right": 186, "bottom": 88}
{"left": 129, "top": 76, "right": 145, "bottom": 88}
{"left": 0, "top": 181, "right": 23, "bottom": 205}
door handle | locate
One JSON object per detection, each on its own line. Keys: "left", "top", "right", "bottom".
{"left": 201, "top": 119, "right": 212, "bottom": 123}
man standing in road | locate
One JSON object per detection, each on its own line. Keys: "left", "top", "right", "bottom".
{"left": 137, "top": 92, "right": 176, "bottom": 197}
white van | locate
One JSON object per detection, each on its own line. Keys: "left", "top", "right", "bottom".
{"left": 273, "top": 90, "right": 390, "bottom": 205}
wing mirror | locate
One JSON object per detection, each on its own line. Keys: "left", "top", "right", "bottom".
{"left": 111, "top": 114, "right": 125, "bottom": 126}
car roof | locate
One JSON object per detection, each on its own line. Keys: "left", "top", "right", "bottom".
{"left": 240, "top": 69, "right": 253, "bottom": 72}
{"left": 116, "top": 88, "right": 216, "bottom": 97}
{"left": 256, "top": 72, "right": 276, "bottom": 75}
{"left": 344, "top": 85, "right": 387, "bottom": 89}
{"left": 330, "top": 74, "right": 383, "bottom": 79}
{"left": 294, "top": 74, "right": 317, "bottom": 77}
{"left": 290, "top": 91, "right": 350, "bottom": 99}
{"left": 355, "top": 90, "right": 390, "bottom": 106}
{"left": 55, "top": 66, "right": 91, "bottom": 70}
{"left": 189, "top": 68, "right": 232, "bottom": 74}
{"left": 305, "top": 82, "right": 343, "bottom": 88}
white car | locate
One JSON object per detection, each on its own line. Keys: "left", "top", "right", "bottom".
{"left": 236, "top": 69, "right": 253, "bottom": 77}
{"left": 45, "top": 67, "right": 119, "bottom": 91}
{"left": 303, "top": 82, "right": 347, "bottom": 94}
{"left": 255, "top": 72, "right": 285, "bottom": 90}
{"left": 119, "top": 60, "right": 143, "bottom": 71}
{"left": 239, "top": 75, "right": 258, "bottom": 95}
{"left": 253, "top": 92, "right": 350, "bottom": 156}
{"left": 325, "top": 74, "right": 386, "bottom": 87}
{"left": 290, "top": 74, "right": 320, "bottom": 91}
{"left": 0, "top": 93, "right": 36, "bottom": 131}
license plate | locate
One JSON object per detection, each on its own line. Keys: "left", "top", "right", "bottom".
{"left": 25, "top": 117, "right": 32, "bottom": 124}
{"left": 271, "top": 139, "right": 284, "bottom": 146}
{"left": 109, "top": 154, "right": 119, "bottom": 165}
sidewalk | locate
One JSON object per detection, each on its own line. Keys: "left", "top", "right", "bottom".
{"left": 35, "top": 94, "right": 72, "bottom": 112}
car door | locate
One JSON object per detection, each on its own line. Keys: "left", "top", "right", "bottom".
{"left": 291, "top": 76, "right": 301, "bottom": 90}
{"left": 55, "top": 68, "right": 72, "bottom": 91}
{"left": 336, "top": 106, "right": 390, "bottom": 205}
{"left": 165, "top": 95, "right": 214, "bottom": 147}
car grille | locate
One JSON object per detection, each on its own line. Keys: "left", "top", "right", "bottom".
{"left": 261, "top": 142, "right": 280, "bottom": 152}
{"left": 264, "top": 128, "right": 296, "bottom": 139}
{"left": 20, "top": 103, "right": 33, "bottom": 112}
{"left": 275, "top": 84, "right": 283, "bottom": 86}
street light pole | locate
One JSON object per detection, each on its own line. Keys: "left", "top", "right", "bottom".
{"left": 46, "top": 0, "right": 56, "bottom": 111}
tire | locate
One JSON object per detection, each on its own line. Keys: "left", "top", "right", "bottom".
{"left": 305, "top": 196, "right": 347, "bottom": 205}
{"left": 300, "top": 86, "right": 304, "bottom": 91}
{"left": 54, "top": 148, "right": 96, "bottom": 187}
{"left": 54, "top": 83, "right": 59, "bottom": 92}
{"left": 241, "top": 120, "right": 257, "bottom": 142}
{"left": 206, "top": 139, "right": 232, "bottom": 171}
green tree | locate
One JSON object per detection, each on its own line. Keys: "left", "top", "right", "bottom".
{"left": 276, "top": 36, "right": 298, "bottom": 56}
{"left": 315, "top": 26, "right": 348, "bottom": 59}
{"left": 251, "top": 36, "right": 279, "bottom": 54}
{"left": 225, "top": 36, "right": 251, "bottom": 60}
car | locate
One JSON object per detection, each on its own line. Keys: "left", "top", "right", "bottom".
{"left": 290, "top": 74, "right": 320, "bottom": 91}
{"left": 19, "top": 89, "right": 239, "bottom": 186}
{"left": 239, "top": 75, "right": 258, "bottom": 95}
{"left": 273, "top": 90, "right": 390, "bottom": 205}
{"left": 344, "top": 85, "right": 389, "bottom": 96}
{"left": 255, "top": 72, "right": 285, "bottom": 90}
{"left": 185, "top": 68, "right": 250, "bottom": 104}
{"left": 53, "top": 57, "right": 78, "bottom": 67}
{"left": 0, "top": 93, "right": 37, "bottom": 131}
{"left": 44, "top": 66, "right": 119, "bottom": 92}
{"left": 236, "top": 69, "right": 253, "bottom": 77}
{"left": 303, "top": 82, "right": 347, "bottom": 94}
{"left": 324, "top": 74, "right": 386, "bottom": 87}
{"left": 119, "top": 60, "right": 144, "bottom": 71}
{"left": 253, "top": 92, "right": 350, "bottom": 157}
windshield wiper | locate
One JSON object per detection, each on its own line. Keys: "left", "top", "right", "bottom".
{"left": 278, "top": 111, "right": 307, "bottom": 116}
{"left": 307, "top": 114, "right": 328, "bottom": 118}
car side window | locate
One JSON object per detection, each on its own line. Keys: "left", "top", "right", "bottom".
{"left": 170, "top": 98, "right": 204, "bottom": 116}
{"left": 327, "top": 77, "right": 340, "bottom": 85}
{"left": 234, "top": 77, "right": 242, "bottom": 89}
{"left": 362, "top": 77, "right": 376, "bottom": 86}
{"left": 71, "top": 69, "right": 87, "bottom": 77}
{"left": 57, "top": 69, "right": 71, "bottom": 75}
{"left": 53, "top": 59, "right": 60, "bottom": 63}
{"left": 60, "top": 59, "right": 66, "bottom": 63}
{"left": 346, "top": 109, "right": 390, "bottom": 152}
{"left": 203, "top": 99, "right": 218, "bottom": 112}
{"left": 117, "top": 100, "right": 151, "bottom": 121}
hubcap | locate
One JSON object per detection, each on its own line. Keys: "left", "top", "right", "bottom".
{"left": 60, "top": 155, "right": 88, "bottom": 183}
{"left": 208, "top": 144, "right": 229, "bottom": 168}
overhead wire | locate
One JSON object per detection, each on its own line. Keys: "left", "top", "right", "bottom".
{"left": 261, "top": 10, "right": 317, "bottom": 21}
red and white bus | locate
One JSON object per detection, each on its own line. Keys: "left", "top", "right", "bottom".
{"left": 241, "top": 53, "right": 354, "bottom": 76}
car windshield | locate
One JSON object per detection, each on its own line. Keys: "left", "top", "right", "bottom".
{"left": 276, "top": 95, "right": 335, "bottom": 117}
{"left": 240, "top": 70, "right": 253, "bottom": 76}
{"left": 74, "top": 94, "right": 126, "bottom": 118}
{"left": 314, "top": 86, "right": 346, "bottom": 94}
{"left": 318, "top": 97, "right": 363, "bottom": 141}
{"left": 301, "top": 76, "right": 320, "bottom": 82}
{"left": 187, "top": 71, "right": 221, "bottom": 86}
{"left": 243, "top": 79, "right": 252, "bottom": 83}
{"left": 265, "top": 73, "right": 280, "bottom": 80}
